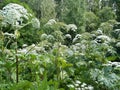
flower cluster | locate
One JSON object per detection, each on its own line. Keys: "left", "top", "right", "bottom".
{"left": 45, "top": 19, "right": 56, "bottom": 26}
{"left": 31, "top": 18, "right": 40, "bottom": 29}
{"left": 116, "top": 42, "right": 120, "bottom": 48}
{"left": 95, "top": 35, "right": 111, "bottom": 43}
{"left": 66, "top": 24, "right": 77, "bottom": 32}
{"left": 0, "top": 3, "right": 31, "bottom": 27}
{"left": 103, "top": 61, "right": 120, "bottom": 68}
{"left": 67, "top": 80, "right": 94, "bottom": 90}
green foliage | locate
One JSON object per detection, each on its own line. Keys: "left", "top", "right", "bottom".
{"left": 115, "top": 0, "right": 120, "bottom": 22}
{"left": 84, "top": 12, "right": 99, "bottom": 32}
{"left": 57, "top": 0, "right": 86, "bottom": 32}
{"left": 40, "top": 0, "right": 56, "bottom": 24}
{"left": 0, "top": 1, "right": 120, "bottom": 90}
{"left": 90, "top": 67, "right": 120, "bottom": 90}
{"left": 20, "top": 0, "right": 56, "bottom": 24}
{"left": 99, "top": 20, "right": 117, "bottom": 36}
{"left": 0, "top": 0, "right": 20, "bottom": 8}
{"left": 20, "top": 0, "right": 41, "bottom": 18}
{"left": 98, "top": 7, "right": 116, "bottom": 22}
{"left": 0, "top": 3, "right": 40, "bottom": 47}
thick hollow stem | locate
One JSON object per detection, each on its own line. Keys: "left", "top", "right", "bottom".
{"left": 15, "top": 42, "right": 18, "bottom": 83}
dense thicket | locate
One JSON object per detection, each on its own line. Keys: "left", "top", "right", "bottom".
{"left": 0, "top": 0, "right": 120, "bottom": 90}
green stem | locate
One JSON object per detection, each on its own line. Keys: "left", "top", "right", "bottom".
{"left": 15, "top": 41, "right": 18, "bottom": 83}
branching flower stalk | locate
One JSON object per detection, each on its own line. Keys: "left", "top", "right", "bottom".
{"left": 14, "top": 22, "right": 35, "bottom": 83}
{"left": 14, "top": 18, "right": 39, "bottom": 83}
{"left": 15, "top": 41, "right": 18, "bottom": 83}
{"left": 14, "top": 29, "right": 19, "bottom": 83}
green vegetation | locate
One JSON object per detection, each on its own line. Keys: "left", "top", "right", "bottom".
{"left": 0, "top": 0, "right": 120, "bottom": 90}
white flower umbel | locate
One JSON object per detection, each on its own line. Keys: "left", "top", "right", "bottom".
{"left": 75, "top": 34, "right": 82, "bottom": 39}
{"left": 96, "top": 29, "right": 103, "bottom": 35}
{"left": 75, "top": 80, "right": 81, "bottom": 84}
{"left": 0, "top": 3, "right": 29, "bottom": 27}
{"left": 47, "top": 34, "right": 55, "bottom": 42}
{"left": 87, "top": 85, "right": 94, "bottom": 90}
{"left": 45, "top": 19, "right": 56, "bottom": 26}
{"left": 65, "top": 34, "right": 72, "bottom": 39}
{"left": 31, "top": 18, "right": 40, "bottom": 29}
{"left": 40, "top": 33, "right": 48, "bottom": 40}
{"left": 66, "top": 24, "right": 77, "bottom": 32}
{"left": 72, "top": 34, "right": 81, "bottom": 43}
{"left": 95, "top": 35, "right": 111, "bottom": 43}
{"left": 67, "top": 84, "right": 74, "bottom": 88}
{"left": 0, "top": 3, "right": 40, "bottom": 30}
{"left": 116, "top": 42, "right": 120, "bottom": 48}
{"left": 104, "top": 61, "right": 120, "bottom": 68}
{"left": 4, "top": 32, "right": 15, "bottom": 38}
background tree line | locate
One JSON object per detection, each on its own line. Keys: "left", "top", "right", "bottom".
{"left": 0, "top": 0, "right": 120, "bottom": 28}
{"left": 0, "top": 0, "right": 120, "bottom": 90}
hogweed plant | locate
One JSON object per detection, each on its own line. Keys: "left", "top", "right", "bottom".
{"left": 0, "top": 3, "right": 40, "bottom": 84}
{"left": 0, "top": 2, "right": 120, "bottom": 90}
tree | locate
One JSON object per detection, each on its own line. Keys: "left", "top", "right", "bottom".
{"left": 115, "top": 0, "right": 120, "bottom": 22}
{"left": 40, "top": 0, "right": 56, "bottom": 23}
{"left": 84, "top": 11, "right": 99, "bottom": 32}
{"left": 20, "top": 0, "right": 56, "bottom": 24}
{"left": 98, "top": 6, "right": 116, "bottom": 22}
{"left": 20, "top": 0, "right": 41, "bottom": 18}
{"left": 56, "top": 0, "right": 86, "bottom": 32}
